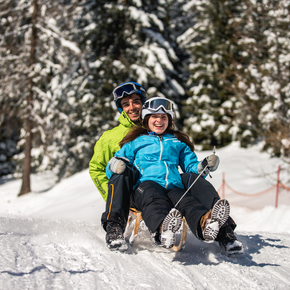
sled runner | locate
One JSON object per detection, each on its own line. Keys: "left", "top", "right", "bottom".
{"left": 125, "top": 208, "right": 188, "bottom": 252}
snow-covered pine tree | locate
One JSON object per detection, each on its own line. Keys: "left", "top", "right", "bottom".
{"left": 179, "top": 0, "right": 243, "bottom": 150}
{"left": 0, "top": 0, "right": 24, "bottom": 177}
{"left": 2, "top": 0, "right": 289, "bottom": 185}
{"left": 1, "top": 0, "right": 193, "bottom": 182}
{"left": 218, "top": 0, "right": 268, "bottom": 148}
{"left": 225, "top": 0, "right": 290, "bottom": 157}
{"left": 0, "top": 0, "right": 40, "bottom": 193}
{"left": 31, "top": 0, "right": 96, "bottom": 180}
{"left": 256, "top": 0, "right": 290, "bottom": 158}
{"left": 135, "top": 0, "right": 193, "bottom": 127}
{"left": 0, "top": 0, "right": 86, "bottom": 187}
{"left": 72, "top": 0, "right": 192, "bottom": 142}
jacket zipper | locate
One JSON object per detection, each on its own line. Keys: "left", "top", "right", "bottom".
{"left": 158, "top": 136, "right": 163, "bottom": 160}
{"left": 158, "top": 136, "right": 169, "bottom": 188}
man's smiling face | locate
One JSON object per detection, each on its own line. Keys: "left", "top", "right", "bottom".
{"left": 120, "top": 94, "right": 143, "bottom": 122}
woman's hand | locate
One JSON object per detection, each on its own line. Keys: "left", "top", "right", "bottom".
{"left": 197, "top": 154, "right": 220, "bottom": 176}
{"left": 108, "top": 157, "right": 129, "bottom": 174}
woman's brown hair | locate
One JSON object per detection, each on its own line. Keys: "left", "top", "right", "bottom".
{"left": 119, "top": 114, "right": 195, "bottom": 152}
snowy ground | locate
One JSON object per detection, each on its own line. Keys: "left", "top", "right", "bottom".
{"left": 1, "top": 142, "right": 290, "bottom": 289}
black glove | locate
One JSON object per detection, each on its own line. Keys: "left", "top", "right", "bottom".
{"left": 197, "top": 154, "right": 220, "bottom": 176}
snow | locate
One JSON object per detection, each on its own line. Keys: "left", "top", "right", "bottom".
{"left": 143, "top": 29, "right": 178, "bottom": 61}
{"left": 1, "top": 143, "right": 290, "bottom": 289}
{"left": 171, "top": 79, "right": 185, "bottom": 95}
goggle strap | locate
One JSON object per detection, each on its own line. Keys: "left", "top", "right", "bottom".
{"left": 113, "top": 83, "right": 146, "bottom": 101}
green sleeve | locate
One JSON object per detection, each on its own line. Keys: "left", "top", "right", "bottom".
{"left": 89, "top": 121, "right": 131, "bottom": 201}
{"left": 89, "top": 131, "right": 118, "bottom": 201}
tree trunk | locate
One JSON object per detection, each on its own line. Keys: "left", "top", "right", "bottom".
{"left": 19, "top": 0, "right": 37, "bottom": 196}
{"left": 19, "top": 118, "right": 32, "bottom": 196}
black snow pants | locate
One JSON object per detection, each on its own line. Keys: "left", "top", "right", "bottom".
{"left": 101, "top": 167, "right": 236, "bottom": 238}
{"left": 101, "top": 164, "right": 139, "bottom": 232}
{"left": 133, "top": 180, "right": 209, "bottom": 237}
{"left": 181, "top": 172, "right": 237, "bottom": 233}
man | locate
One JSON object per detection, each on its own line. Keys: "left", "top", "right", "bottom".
{"left": 89, "top": 81, "right": 146, "bottom": 201}
{"left": 89, "top": 82, "right": 146, "bottom": 250}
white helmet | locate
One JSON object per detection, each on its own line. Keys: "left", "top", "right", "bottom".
{"left": 142, "top": 97, "right": 175, "bottom": 119}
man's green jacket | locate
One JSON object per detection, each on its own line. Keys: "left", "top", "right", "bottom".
{"left": 89, "top": 111, "right": 135, "bottom": 201}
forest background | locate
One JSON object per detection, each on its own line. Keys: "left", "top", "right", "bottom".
{"left": 0, "top": 0, "right": 289, "bottom": 194}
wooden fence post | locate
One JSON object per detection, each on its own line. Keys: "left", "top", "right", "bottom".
{"left": 275, "top": 165, "right": 281, "bottom": 208}
{"left": 222, "top": 172, "right": 225, "bottom": 199}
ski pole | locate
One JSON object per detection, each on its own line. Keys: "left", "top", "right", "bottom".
{"left": 174, "top": 146, "right": 216, "bottom": 208}
{"left": 174, "top": 164, "right": 209, "bottom": 208}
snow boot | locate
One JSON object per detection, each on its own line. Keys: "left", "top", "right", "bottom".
{"left": 150, "top": 230, "right": 162, "bottom": 246}
{"left": 217, "top": 225, "right": 244, "bottom": 255}
{"left": 200, "top": 199, "right": 230, "bottom": 243}
{"left": 106, "top": 222, "right": 128, "bottom": 252}
{"left": 160, "top": 208, "right": 183, "bottom": 249}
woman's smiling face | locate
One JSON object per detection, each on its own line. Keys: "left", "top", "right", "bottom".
{"left": 148, "top": 113, "right": 169, "bottom": 135}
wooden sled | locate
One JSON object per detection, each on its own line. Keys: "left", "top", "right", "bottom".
{"left": 125, "top": 208, "right": 188, "bottom": 252}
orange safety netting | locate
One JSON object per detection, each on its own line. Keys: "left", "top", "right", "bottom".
{"left": 280, "top": 183, "right": 290, "bottom": 191}
{"left": 223, "top": 182, "right": 276, "bottom": 197}
{"left": 217, "top": 181, "right": 290, "bottom": 197}
{"left": 216, "top": 167, "right": 290, "bottom": 208}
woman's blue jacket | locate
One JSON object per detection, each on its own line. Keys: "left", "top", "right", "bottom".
{"left": 106, "top": 132, "right": 202, "bottom": 190}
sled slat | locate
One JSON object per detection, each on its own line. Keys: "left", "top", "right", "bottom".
{"left": 172, "top": 217, "right": 187, "bottom": 252}
{"left": 133, "top": 211, "right": 142, "bottom": 239}
{"left": 127, "top": 208, "right": 187, "bottom": 252}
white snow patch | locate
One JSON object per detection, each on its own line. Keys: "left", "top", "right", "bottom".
{"left": 1, "top": 143, "right": 290, "bottom": 289}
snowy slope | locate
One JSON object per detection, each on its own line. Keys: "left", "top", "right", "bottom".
{"left": 1, "top": 143, "right": 290, "bottom": 289}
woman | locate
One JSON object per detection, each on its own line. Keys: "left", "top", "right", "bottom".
{"left": 106, "top": 97, "right": 231, "bottom": 250}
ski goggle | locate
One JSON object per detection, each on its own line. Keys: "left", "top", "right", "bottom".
{"left": 142, "top": 97, "right": 175, "bottom": 119}
{"left": 143, "top": 97, "right": 174, "bottom": 112}
{"left": 112, "top": 82, "right": 146, "bottom": 101}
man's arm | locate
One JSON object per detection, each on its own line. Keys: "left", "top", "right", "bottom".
{"left": 89, "top": 132, "right": 116, "bottom": 201}
{"left": 89, "top": 111, "right": 133, "bottom": 201}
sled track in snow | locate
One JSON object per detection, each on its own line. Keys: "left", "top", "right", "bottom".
{"left": 0, "top": 217, "right": 290, "bottom": 290}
